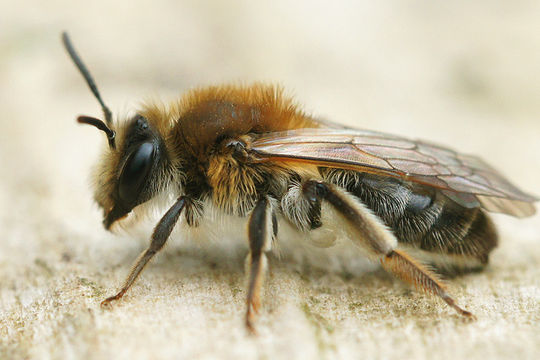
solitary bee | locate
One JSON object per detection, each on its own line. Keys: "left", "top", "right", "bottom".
{"left": 62, "top": 33, "right": 537, "bottom": 332}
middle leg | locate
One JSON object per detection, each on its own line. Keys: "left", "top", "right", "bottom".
{"left": 245, "top": 196, "right": 276, "bottom": 333}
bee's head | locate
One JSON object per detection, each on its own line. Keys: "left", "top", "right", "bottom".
{"left": 62, "top": 32, "right": 174, "bottom": 230}
{"left": 93, "top": 113, "right": 174, "bottom": 229}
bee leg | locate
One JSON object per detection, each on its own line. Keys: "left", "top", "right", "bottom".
{"left": 303, "top": 181, "right": 475, "bottom": 319}
{"left": 101, "top": 197, "right": 187, "bottom": 307}
{"left": 245, "top": 196, "right": 275, "bottom": 333}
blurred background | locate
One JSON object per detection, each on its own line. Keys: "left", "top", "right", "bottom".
{"left": 1, "top": 1, "right": 539, "bottom": 359}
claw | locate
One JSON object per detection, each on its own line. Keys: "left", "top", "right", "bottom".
{"left": 100, "top": 291, "right": 125, "bottom": 308}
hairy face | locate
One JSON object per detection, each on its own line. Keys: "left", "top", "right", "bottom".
{"left": 92, "top": 113, "right": 176, "bottom": 229}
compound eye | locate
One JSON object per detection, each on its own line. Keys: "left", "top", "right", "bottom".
{"left": 118, "top": 142, "right": 155, "bottom": 204}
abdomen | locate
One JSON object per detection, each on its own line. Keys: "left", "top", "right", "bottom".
{"left": 322, "top": 169, "right": 498, "bottom": 274}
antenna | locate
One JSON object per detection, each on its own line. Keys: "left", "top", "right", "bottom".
{"left": 61, "top": 32, "right": 113, "bottom": 126}
{"left": 77, "top": 116, "right": 116, "bottom": 149}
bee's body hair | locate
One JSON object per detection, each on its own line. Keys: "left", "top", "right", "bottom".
{"left": 99, "top": 84, "right": 497, "bottom": 274}
{"left": 62, "top": 33, "right": 534, "bottom": 331}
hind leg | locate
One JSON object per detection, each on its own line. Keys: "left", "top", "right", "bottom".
{"left": 301, "top": 180, "right": 475, "bottom": 318}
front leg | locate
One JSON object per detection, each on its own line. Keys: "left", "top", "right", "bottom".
{"left": 245, "top": 196, "right": 275, "bottom": 333}
{"left": 101, "top": 196, "right": 187, "bottom": 306}
{"left": 303, "top": 180, "right": 474, "bottom": 318}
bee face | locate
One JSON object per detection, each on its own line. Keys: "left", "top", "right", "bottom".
{"left": 93, "top": 114, "right": 172, "bottom": 229}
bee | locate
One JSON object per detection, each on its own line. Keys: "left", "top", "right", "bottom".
{"left": 62, "top": 32, "right": 537, "bottom": 332}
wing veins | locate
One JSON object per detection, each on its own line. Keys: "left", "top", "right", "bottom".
{"left": 250, "top": 128, "right": 537, "bottom": 216}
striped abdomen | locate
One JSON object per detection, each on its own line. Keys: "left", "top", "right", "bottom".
{"left": 323, "top": 169, "right": 498, "bottom": 273}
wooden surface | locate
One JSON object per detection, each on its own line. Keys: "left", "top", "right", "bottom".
{"left": 1, "top": 1, "right": 539, "bottom": 359}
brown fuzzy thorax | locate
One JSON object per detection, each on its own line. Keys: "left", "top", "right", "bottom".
{"left": 170, "top": 84, "right": 319, "bottom": 161}
{"left": 140, "top": 84, "right": 321, "bottom": 214}
{"left": 88, "top": 84, "right": 321, "bottom": 220}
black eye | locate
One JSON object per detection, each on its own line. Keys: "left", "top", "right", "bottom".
{"left": 118, "top": 142, "right": 155, "bottom": 204}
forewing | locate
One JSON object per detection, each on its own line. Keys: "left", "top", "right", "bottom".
{"left": 250, "top": 128, "right": 537, "bottom": 217}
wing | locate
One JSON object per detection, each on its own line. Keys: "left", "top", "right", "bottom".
{"left": 250, "top": 128, "right": 537, "bottom": 218}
